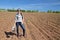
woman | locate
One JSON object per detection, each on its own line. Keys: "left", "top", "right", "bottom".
{"left": 15, "top": 9, "right": 25, "bottom": 37}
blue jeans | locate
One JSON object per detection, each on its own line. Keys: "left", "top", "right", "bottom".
{"left": 16, "top": 22, "right": 25, "bottom": 36}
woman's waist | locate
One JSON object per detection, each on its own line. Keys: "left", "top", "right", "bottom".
{"left": 15, "top": 20, "right": 22, "bottom": 22}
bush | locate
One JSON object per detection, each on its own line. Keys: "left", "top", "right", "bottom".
{"left": 47, "top": 10, "right": 52, "bottom": 13}
{"left": 0, "top": 8, "right": 39, "bottom": 12}
{"left": 21, "top": 10, "right": 26, "bottom": 12}
{"left": 7, "top": 9, "right": 17, "bottom": 12}
{"left": 47, "top": 10, "right": 60, "bottom": 13}
{"left": 26, "top": 10, "right": 32, "bottom": 12}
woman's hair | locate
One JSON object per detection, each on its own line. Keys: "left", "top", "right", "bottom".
{"left": 20, "top": 13, "right": 23, "bottom": 16}
{"left": 17, "top": 8, "right": 21, "bottom": 12}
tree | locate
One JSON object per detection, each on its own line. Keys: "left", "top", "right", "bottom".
{"left": 47, "top": 10, "right": 52, "bottom": 13}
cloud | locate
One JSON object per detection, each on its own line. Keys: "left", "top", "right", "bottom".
{"left": 29, "top": 2, "right": 60, "bottom": 6}
{"left": 18, "top": 2, "right": 60, "bottom": 11}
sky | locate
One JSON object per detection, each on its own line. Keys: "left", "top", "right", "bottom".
{"left": 0, "top": 0, "right": 60, "bottom": 11}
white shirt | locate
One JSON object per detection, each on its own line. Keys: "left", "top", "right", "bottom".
{"left": 15, "top": 13, "right": 23, "bottom": 22}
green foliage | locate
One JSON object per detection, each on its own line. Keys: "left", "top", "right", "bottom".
{"left": 0, "top": 8, "right": 6, "bottom": 12}
{"left": 53, "top": 11, "right": 60, "bottom": 13}
{"left": 0, "top": 8, "right": 5, "bottom": 10}
{"left": 21, "top": 10, "right": 26, "bottom": 12}
{"left": 0, "top": 8, "right": 60, "bottom": 13}
{"left": 26, "top": 10, "right": 39, "bottom": 12}
{"left": 7, "top": 9, "right": 17, "bottom": 12}
{"left": 26, "top": 10, "right": 31, "bottom": 12}
{"left": 47, "top": 10, "right": 60, "bottom": 13}
{"left": 0, "top": 8, "right": 39, "bottom": 12}
{"left": 31, "top": 10, "right": 39, "bottom": 12}
{"left": 47, "top": 10, "right": 52, "bottom": 13}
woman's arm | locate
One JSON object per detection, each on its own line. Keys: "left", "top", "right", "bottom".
{"left": 15, "top": 14, "right": 17, "bottom": 23}
{"left": 22, "top": 16, "right": 24, "bottom": 23}
{"left": 21, "top": 13, "right": 24, "bottom": 24}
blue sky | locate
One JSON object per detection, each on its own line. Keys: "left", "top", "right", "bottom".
{"left": 0, "top": 0, "right": 60, "bottom": 11}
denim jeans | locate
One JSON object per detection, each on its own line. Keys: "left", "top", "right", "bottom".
{"left": 16, "top": 22, "right": 25, "bottom": 36}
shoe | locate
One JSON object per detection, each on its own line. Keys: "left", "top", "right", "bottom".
{"left": 23, "top": 34, "right": 26, "bottom": 38}
{"left": 17, "top": 34, "right": 19, "bottom": 37}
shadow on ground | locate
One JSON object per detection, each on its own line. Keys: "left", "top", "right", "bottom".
{"left": 4, "top": 31, "right": 16, "bottom": 38}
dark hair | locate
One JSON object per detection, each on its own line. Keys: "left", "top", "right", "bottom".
{"left": 20, "top": 13, "right": 23, "bottom": 19}
{"left": 17, "top": 8, "right": 21, "bottom": 11}
{"left": 20, "top": 13, "right": 22, "bottom": 16}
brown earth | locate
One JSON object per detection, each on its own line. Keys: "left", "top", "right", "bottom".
{"left": 0, "top": 12, "right": 60, "bottom": 40}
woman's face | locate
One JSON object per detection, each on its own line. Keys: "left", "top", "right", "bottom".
{"left": 17, "top": 10, "right": 20, "bottom": 12}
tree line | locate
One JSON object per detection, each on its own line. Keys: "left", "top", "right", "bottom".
{"left": 0, "top": 8, "right": 60, "bottom": 13}
{"left": 47, "top": 10, "right": 60, "bottom": 13}
{"left": 0, "top": 8, "right": 39, "bottom": 12}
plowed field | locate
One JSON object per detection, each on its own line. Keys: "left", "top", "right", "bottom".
{"left": 0, "top": 12, "right": 60, "bottom": 40}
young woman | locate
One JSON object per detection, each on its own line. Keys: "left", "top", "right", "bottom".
{"left": 15, "top": 9, "right": 25, "bottom": 37}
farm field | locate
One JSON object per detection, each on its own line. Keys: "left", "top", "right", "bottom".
{"left": 0, "top": 12, "right": 60, "bottom": 40}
